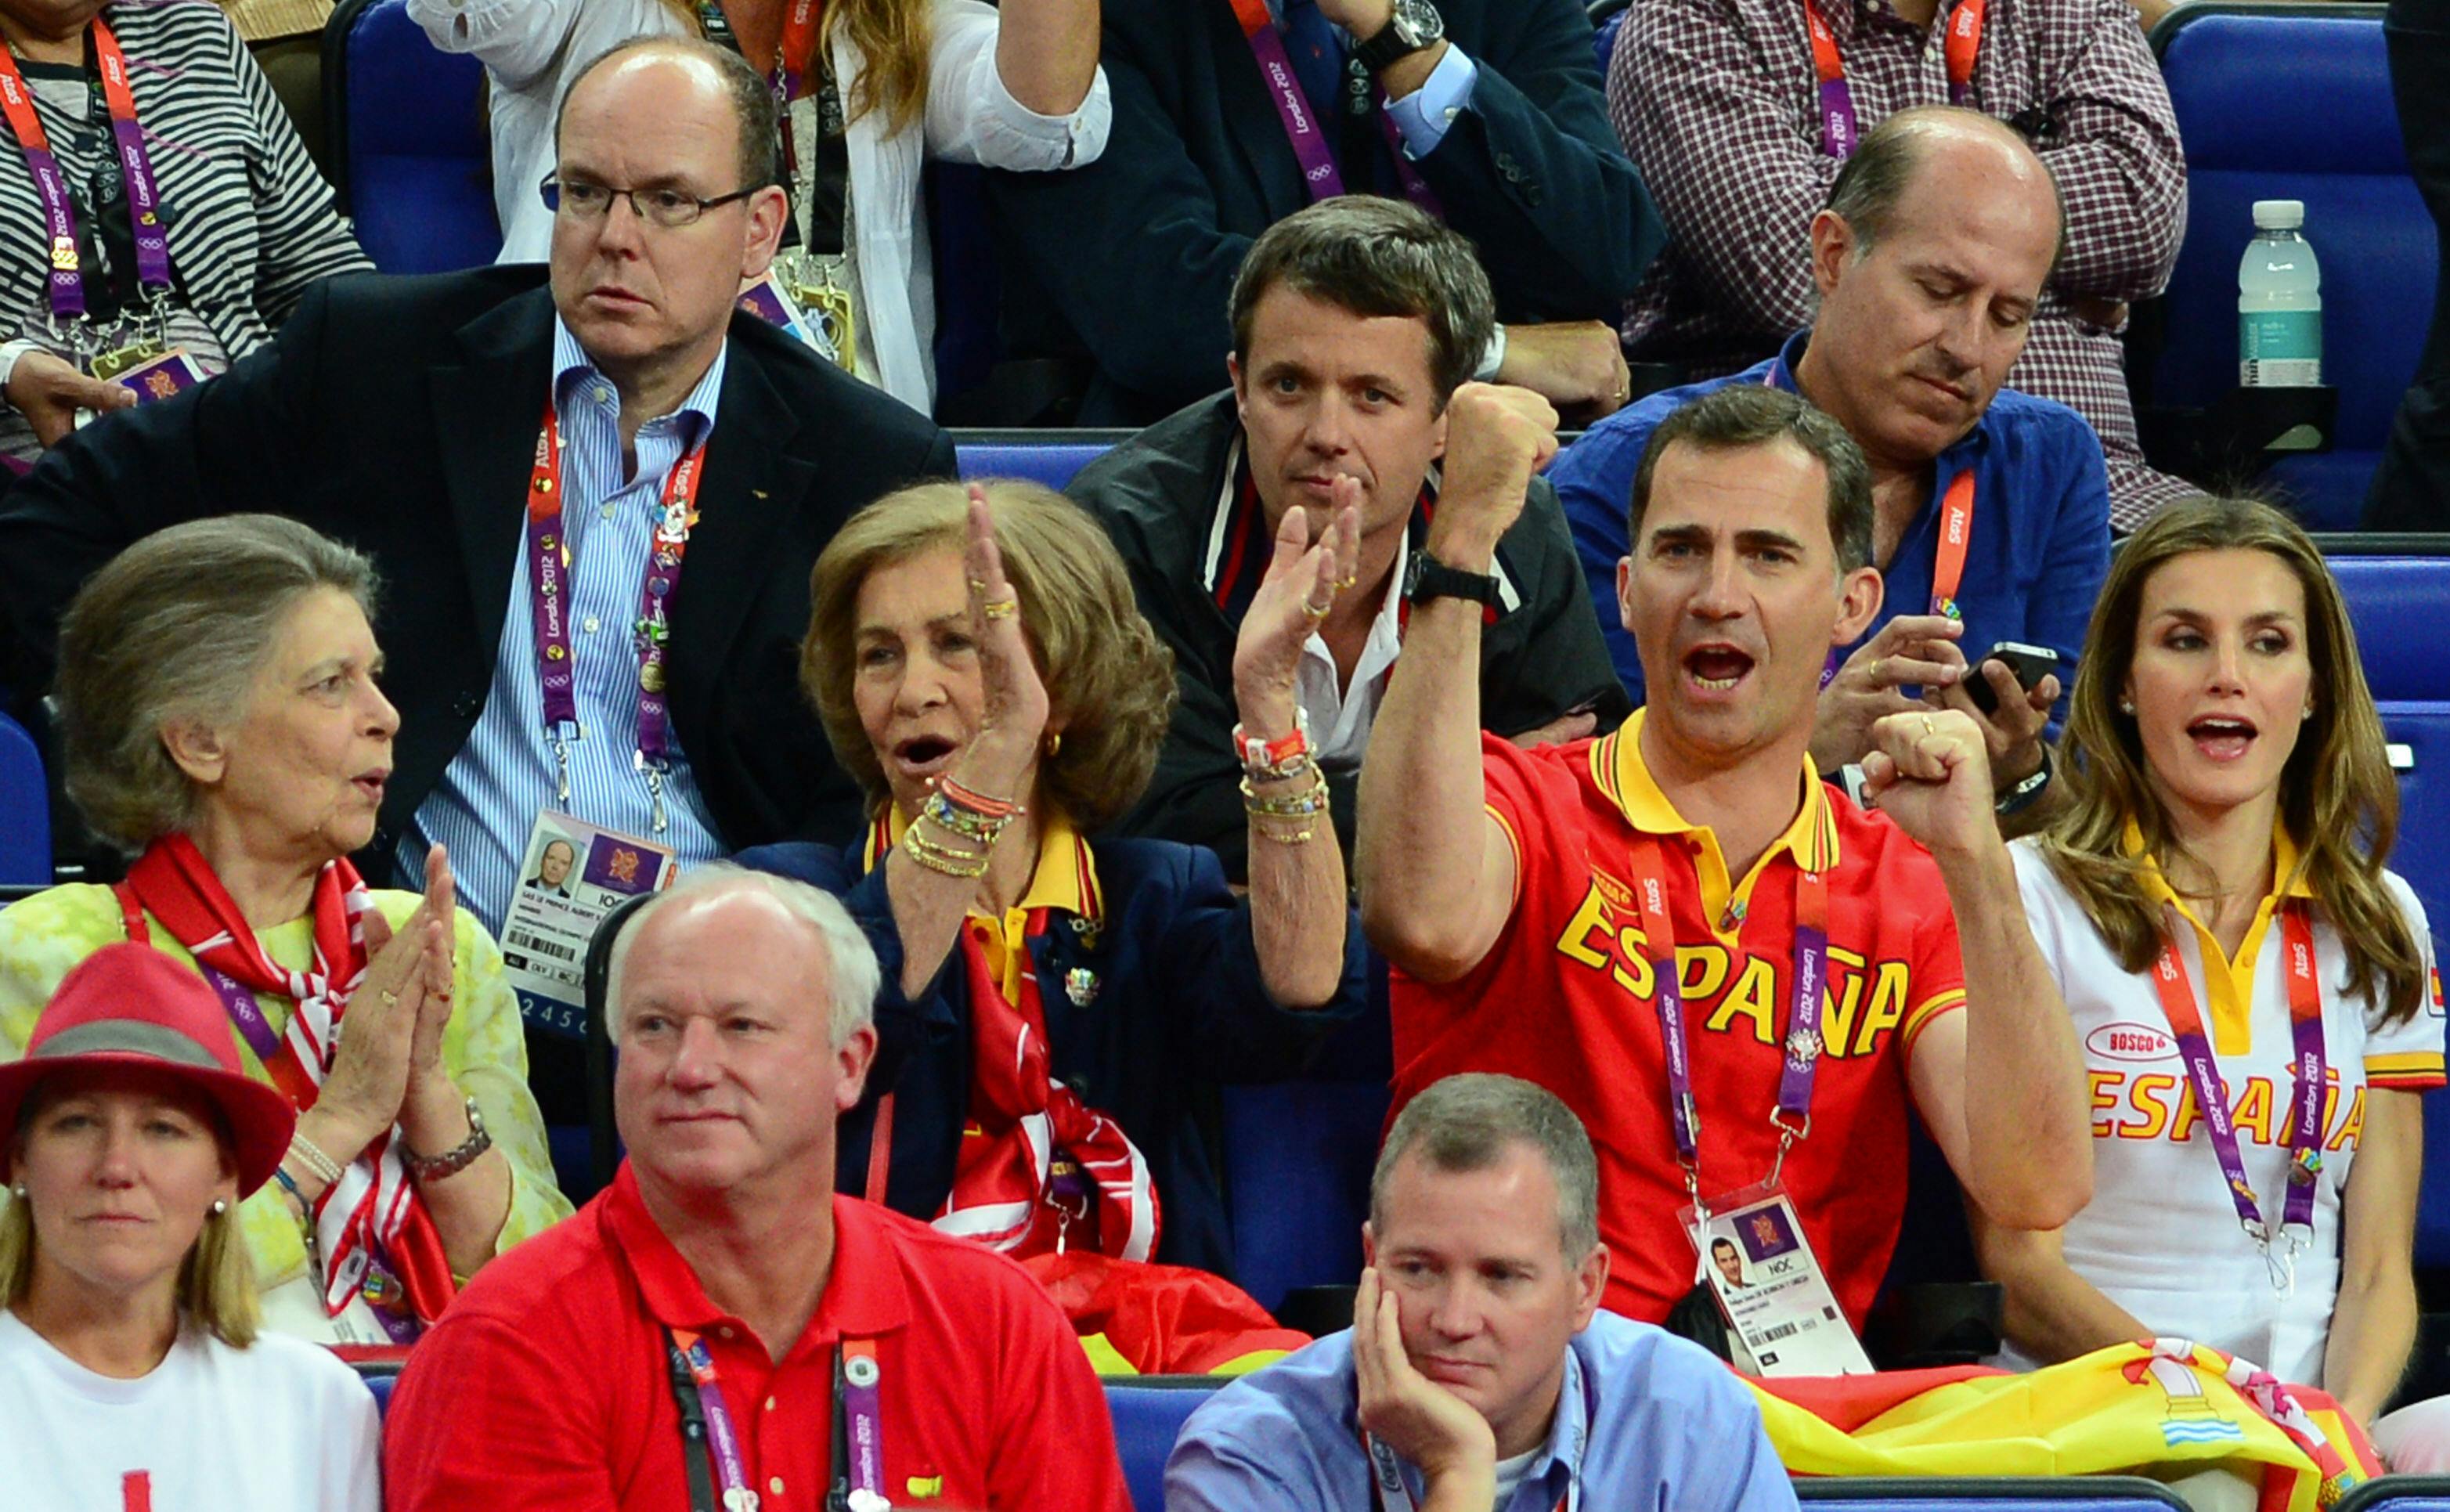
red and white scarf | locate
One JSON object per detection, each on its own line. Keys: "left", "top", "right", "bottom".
{"left": 117, "top": 835, "right": 456, "bottom": 1326}
{"left": 866, "top": 816, "right": 1159, "bottom": 1261}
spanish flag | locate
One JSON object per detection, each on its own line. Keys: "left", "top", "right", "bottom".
{"left": 1746, "top": 1339, "right": 2383, "bottom": 1510}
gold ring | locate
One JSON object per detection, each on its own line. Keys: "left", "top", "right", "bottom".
{"left": 1301, "top": 598, "right": 1333, "bottom": 620}
{"left": 967, "top": 577, "right": 991, "bottom": 592}
{"left": 1337, "top": 573, "right": 1358, "bottom": 590}
{"left": 981, "top": 597, "right": 1019, "bottom": 620}
{"left": 1919, "top": 714, "right": 1937, "bottom": 739}
{"left": 379, "top": 991, "right": 399, "bottom": 1008}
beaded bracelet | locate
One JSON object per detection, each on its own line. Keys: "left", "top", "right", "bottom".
{"left": 288, "top": 1131, "right": 346, "bottom": 1189}
{"left": 936, "top": 775, "right": 1023, "bottom": 821}
{"left": 921, "top": 788, "right": 1014, "bottom": 846}
{"left": 1240, "top": 765, "right": 1331, "bottom": 818}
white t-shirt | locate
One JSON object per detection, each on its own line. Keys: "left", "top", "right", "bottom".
{"left": 0, "top": 1309, "right": 381, "bottom": 1511}
{"left": 2004, "top": 837, "right": 2446, "bottom": 1384}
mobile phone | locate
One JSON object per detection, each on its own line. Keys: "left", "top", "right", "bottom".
{"left": 1965, "top": 640, "right": 2059, "bottom": 716}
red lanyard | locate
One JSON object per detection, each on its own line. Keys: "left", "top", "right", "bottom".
{"left": 2143, "top": 902, "right": 2328, "bottom": 1291}
{"left": 1928, "top": 468, "right": 1974, "bottom": 620}
{"left": 1805, "top": 0, "right": 1986, "bottom": 159}
{"left": 0, "top": 20, "right": 172, "bottom": 330}
{"left": 1622, "top": 833, "right": 1832, "bottom": 1203}
{"left": 524, "top": 404, "right": 709, "bottom": 829}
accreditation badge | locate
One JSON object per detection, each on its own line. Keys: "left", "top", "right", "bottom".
{"left": 1681, "top": 1180, "right": 1874, "bottom": 1377}
{"left": 500, "top": 811, "right": 677, "bottom": 1038}
{"left": 107, "top": 348, "right": 208, "bottom": 404}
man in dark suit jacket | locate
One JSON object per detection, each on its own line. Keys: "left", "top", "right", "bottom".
{"left": 0, "top": 38, "right": 950, "bottom": 1110}
{"left": 1070, "top": 199, "right": 1626, "bottom": 883}
{"left": 989, "top": 0, "right": 1668, "bottom": 427}
{"left": 0, "top": 35, "right": 947, "bottom": 890}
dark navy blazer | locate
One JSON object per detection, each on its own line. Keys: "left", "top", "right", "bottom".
{"left": 737, "top": 833, "right": 1368, "bottom": 1279}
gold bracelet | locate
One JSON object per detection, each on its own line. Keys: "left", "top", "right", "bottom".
{"left": 1252, "top": 821, "right": 1319, "bottom": 846}
{"left": 902, "top": 825, "right": 991, "bottom": 879}
{"left": 1242, "top": 765, "right": 1331, "bottom": 819}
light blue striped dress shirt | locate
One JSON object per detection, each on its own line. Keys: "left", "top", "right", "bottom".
{"left": 399, "top": 319, "right": 729, "bottom": 937}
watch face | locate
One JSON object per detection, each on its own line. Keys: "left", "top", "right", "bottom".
{"left": 1391, "top": 0, "right": 1442, "bottom": 46}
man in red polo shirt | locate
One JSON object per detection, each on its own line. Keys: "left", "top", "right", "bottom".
{"left": 383, "top": 865, "right": 1128, "bottom": 1511}
{"left": 1356, "top": 381, "right": 2091, "bottom": 1333}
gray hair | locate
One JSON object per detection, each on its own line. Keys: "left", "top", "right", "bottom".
{"left": 1632, "top": 383, "right": 1876, "bottom": 572}
{"left": 1825, "top": 103, "right": 2067, "bottom": 274}
{"left": 604, "top": 863, "right": 879, "bottom": 1048}
{"left": 55, "top": 515, "right": 379, "bottom": 852}
{"left": 1370, "top": 1074, "right": 1600, "bottom": 1262}
{"left": 1229, "top": 195, "right": 1496, "bottom": 410}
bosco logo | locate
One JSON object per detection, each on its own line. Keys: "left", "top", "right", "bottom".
{"left": 2086, "top": 1022, "right": 2178, "bottom": 1063}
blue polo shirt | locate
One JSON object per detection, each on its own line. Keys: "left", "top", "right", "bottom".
{"left": 1550, "top": 330, "right": 2113, "bottom": 709}
{"left": 1164, "top": 1311, "right": 1796, "bottom": 1512}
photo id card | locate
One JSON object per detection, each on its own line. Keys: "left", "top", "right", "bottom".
{"left": 1682, "top": 1181, "right": 1874, "bottom": 1378}
{"left": 500, "top": 812, "right": 677, "bottom": 1038}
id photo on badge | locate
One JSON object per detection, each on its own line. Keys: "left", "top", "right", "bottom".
{"left": 521, "top": 826, "right": 583, "bottom": 901}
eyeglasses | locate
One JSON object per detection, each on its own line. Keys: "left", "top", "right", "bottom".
{"left": 538, "top": 175, "right": 759, "bottom": 229}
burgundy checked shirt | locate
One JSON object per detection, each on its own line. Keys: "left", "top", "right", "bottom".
{"left": 1610, "top": 0, "right": 2192, "bottom": 529}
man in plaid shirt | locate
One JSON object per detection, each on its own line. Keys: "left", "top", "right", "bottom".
{"left": 1608, "top": 0, "right": 2189, "bottom": 531}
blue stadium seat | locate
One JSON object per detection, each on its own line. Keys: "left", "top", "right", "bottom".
{"left": 323, "top": 0, "right": 503, "bottom": 274}
{"left": 1793, "top": 1481, "right": 2186, "bottom": 1509}
{"left": 0, "top": 712, "right": 46, "bottom": 887}
{"left": 2326, "top": 548, "right": 2450, "bottom": 1268}
{"left": 955, "top": 441, "right": 1114, "bottom": 492}
{"left": 2330, "top": 1481, "right": 2450, "bottom": 1512}
{"left": 360, "top": 1368, "right": 397, "bottom": 1417}
{"left": 1224, "top": 1079, "right": 1387, "bottom": 1315}
{"left": 1593, "top": 8, "right": 1624, "bottom": 75}
{"left": 2147, "top": 5, "right": 2431, "bottom": 529}
{"left": 1106, "top": 1379, "right": 1223, "bottom": 1512}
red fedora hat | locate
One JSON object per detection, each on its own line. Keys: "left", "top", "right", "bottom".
{"left": 0, "top": 943, "right": 297, "bottom": 1196}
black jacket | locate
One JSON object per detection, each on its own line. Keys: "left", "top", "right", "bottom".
{"left": 987, "top": 0, "right": 1668, "bottom": 424}
{"left": 0, "top": 265, "right": 957, "bottom": 869}
{"left": 1069, "top": 393, "right": 1628, "bottom": 880}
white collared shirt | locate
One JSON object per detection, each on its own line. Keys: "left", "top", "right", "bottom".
{"left": 1297, "top": 529, "right": 1409, "bottom": 767}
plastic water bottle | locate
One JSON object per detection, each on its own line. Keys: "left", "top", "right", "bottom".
{"left": 2238, "top": 200, "right": 2322, "bottom": 387}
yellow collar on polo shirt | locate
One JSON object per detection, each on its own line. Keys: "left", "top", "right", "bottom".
{"left": 2124, "top": 817, "right": 2312, "bottom": 1056}
{"left": 1592, "top": 709, "right": 1840, "bottom": 943}
{"left": 879, "top": 805, "right": 1101, "bottom": 1003}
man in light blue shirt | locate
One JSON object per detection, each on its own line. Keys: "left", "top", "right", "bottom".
{"left": 1167, "top": 1074, "right": 1795, "bottom": 1512}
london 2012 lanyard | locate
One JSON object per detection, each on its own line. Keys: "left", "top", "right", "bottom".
{"left": 662, "top": 1329, "right": 889, "bottom": 1512}
{"left": 1804, "top": 0, "right": 1986, "bottom": 158}
{"left": 1224, "top": 0, "right": 1443, "bottom": 217}
{"left": 525, "top": 404, "right": 708, "bottom": 834}
{"left": 0, "top": 20, "right": 171, "bottom": 345}
{"left": 2145, "top": 903, "right": 2329, "bottom": 1296}
{"left": 1623, "top": 835, "right": 1831, "bottom": 1211}
{"left": 1364, "top": 1348, "right": 1594, "bottom": 1512}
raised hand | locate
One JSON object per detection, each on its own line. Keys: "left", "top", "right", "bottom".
{"left": 402, "top": 846, "right": 460, "bottom": 1091}
{"left": 1351, "top": 1268, "right": 1497, "bottom": 1499}
{"left": 316, "top": 853, "right": 451, "bottom": 1161}
{"left": 962, "top": 484, "right": 1052, "bottom": 793}
{"left": 1809, "top": 613, "right": 1964, "bottom": 773}
{"left": 1233, "top": 481, "right": 1359, "bottom": 738}
{"left": 1860, "top": 707, "right": 1997, "bottom": 862}
{"left": 1427, "top": 384, "right": 1558, "bottom": 572}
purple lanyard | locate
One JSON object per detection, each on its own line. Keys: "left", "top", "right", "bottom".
{"left": 2147, "top": 905, "right": 2329, "bottom": 1290}
{"left": 836, "top": 1342, "right": 888, "bottom": 1507}
{"left": 0, "top": 22, "right": 174, "bottom": 331}
{"left": 667, "top": 1330, "right": 756, "bottom": 1509}
{"left": 1806, "top": 0, "right": 1983, "bottom": 161}
{"left": 199, "top": 964, "right": 283, "bottom": 1066}
{"left": 1628, "top": 835, "right": 1831, "bottom": 1201}
{"left": 1234, "top": 2, "right": 1444, "bottom": 217}
{"left": 525, "top": 405, "right": 706, "bottom": 827}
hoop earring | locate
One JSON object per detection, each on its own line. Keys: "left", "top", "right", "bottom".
{"left": 1045, "top": 731, "right": 1062, "bottom": 758}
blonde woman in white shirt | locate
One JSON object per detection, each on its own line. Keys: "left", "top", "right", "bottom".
{"left": 1980, "top": 496, "right": 2447, "bottom": 1466}
{"left": 410, "top": 0, "right": 1110, "bottom": 413}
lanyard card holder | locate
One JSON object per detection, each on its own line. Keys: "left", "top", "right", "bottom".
{"left": 1680, "top": 1179, "right": 1873, "bottom": 1377}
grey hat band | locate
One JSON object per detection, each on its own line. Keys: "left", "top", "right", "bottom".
{"left": 34, "top": 1019, "right": 225, "bottom": 1073}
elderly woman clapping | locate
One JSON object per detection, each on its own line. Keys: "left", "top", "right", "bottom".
{"left": 0, "top": 515, "right": 568, "bottom": 1344}
{"left": 741, "top": 479, "right": 1365, "bottom": 1279}
{"left": 0, "top": 943, "right": 380, "bottom": 1508}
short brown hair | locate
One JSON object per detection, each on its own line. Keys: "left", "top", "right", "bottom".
{"left": 2038, "top": 497, "right": 2423, "bottom": 1027}
{"left": 802, "top": 481, "right": 1177, "bottom": 832}
{"left": 1630, "top": 384, "right": 1874, "bottom": 571}
{"left": 56, "top": 516, "right": 379, "bottom": 852}
{"left": 1229, "top": 197, "right": 1496, "bottom": 409}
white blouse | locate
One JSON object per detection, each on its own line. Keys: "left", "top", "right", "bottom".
{"left": 406, "top": 0, "right": 1111, "bottom": 412}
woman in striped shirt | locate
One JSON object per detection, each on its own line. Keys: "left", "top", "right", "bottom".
{"left": 0, "top": 0, "right": 368, "bottom": 466}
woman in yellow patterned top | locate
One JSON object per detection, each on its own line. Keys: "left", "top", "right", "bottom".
{"left": 0, "top": 514, "right": 570, "bottom": 1344}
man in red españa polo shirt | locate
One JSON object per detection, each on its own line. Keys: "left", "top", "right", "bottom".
{"left": 383, "top": 865, "right": 1128, "bottom": 1511}
{"left": 1355, "top": 381, "right": 2093, "bottom": 1329}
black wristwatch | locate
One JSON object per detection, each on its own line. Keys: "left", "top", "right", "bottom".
{"left": 1354, "top": 0, "right": 1445, "bottom": 76}
{"left": 1404, "top": 547, "right": 1501, "bottom": 611}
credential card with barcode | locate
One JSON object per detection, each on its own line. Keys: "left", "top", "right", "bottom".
{"left": 1696, "top": 1185, "right": 1874, "bottom": 1378}
{"left": 500, "top": 811, "right": 678, "bottom": 1038}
